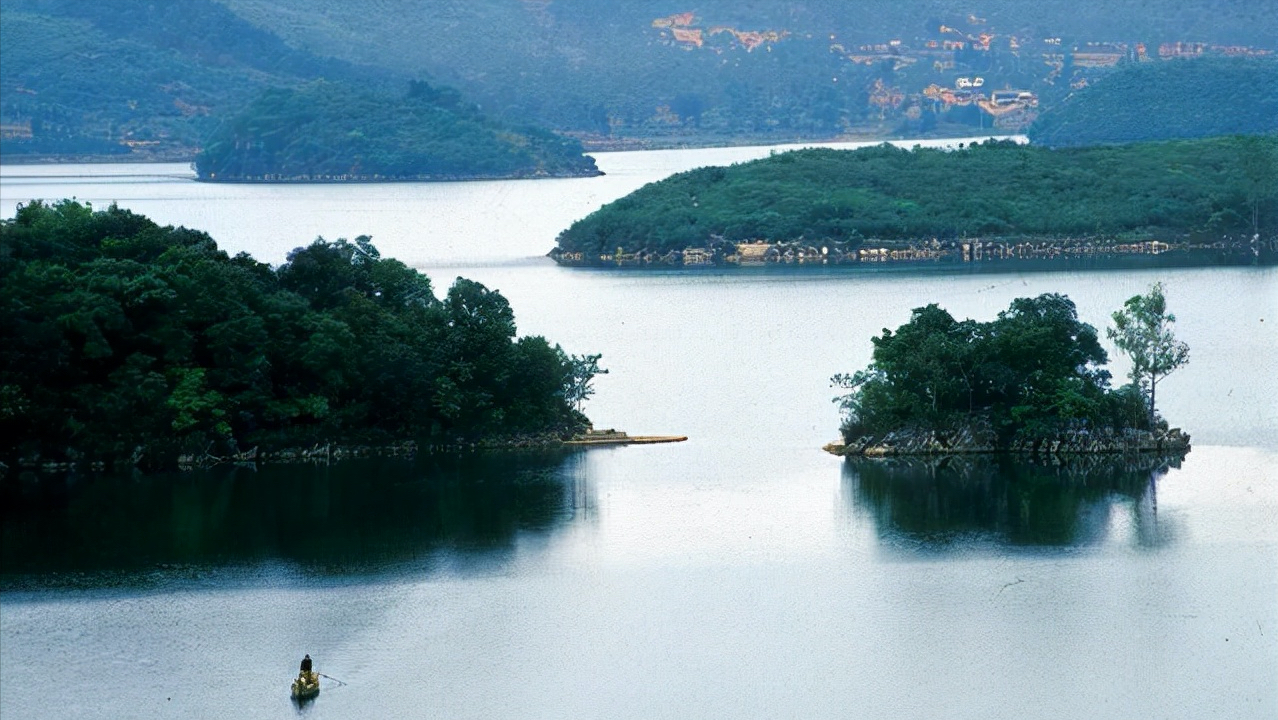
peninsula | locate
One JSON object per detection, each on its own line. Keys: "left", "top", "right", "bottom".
{"left": 550, "top": 135, "right": 1276, "bottom": 268}
{"left": 0, "top": 201, "right": 606, "bottom": 473}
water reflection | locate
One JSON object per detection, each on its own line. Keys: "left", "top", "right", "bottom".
{"left": 1, "top": 451, "right": 593, "bottom": 587}
{"left": 842, "top": 454, "right": 1184, "bottom": 551}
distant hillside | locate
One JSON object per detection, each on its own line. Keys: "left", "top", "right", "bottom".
{"left": 1028, "top": 57, "right": 1278, "bottom": 147}
{"left": 0, "top": 0, "right": 340, "bottom": 157}
{"left": 4, "top": 0, "right": 1277, "bottom": 159}
{"left": 554, "top": 136, "right": 1277, "bottom": 258}
{"left": 0, "top": 0, "right": 594, "bottom": 179}
{"left": 0, "top": 0, "right": 380, "bottom": 159}
{"left": 195, "top": 81, "right": 599, "bottom": 181}
{"left": 219, "top": 0, "right": 1278, "bottom": 144}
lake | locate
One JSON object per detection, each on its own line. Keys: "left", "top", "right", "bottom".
{"left": 2, "top": 140, "right": 1276, "bottom": 719}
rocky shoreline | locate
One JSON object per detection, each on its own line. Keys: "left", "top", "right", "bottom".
{"left": 825, "top": 425, "right": 1191, "bottom": 458}
{"left": 2, "top": 428, "right": 684, "bottom": 477}
{"left": 551, "top": 234, "right": 1273, "bottom": 268}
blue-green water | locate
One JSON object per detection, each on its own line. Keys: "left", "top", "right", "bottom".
{"left": 2, "top": 147, "right": 1276, "bottom": 719}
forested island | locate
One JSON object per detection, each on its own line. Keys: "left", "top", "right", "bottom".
{"left": 826, "top": 289, "right": 1190, "bottom": 457}
{"left": 1028, "top": 57, "right": 1278, "bottom": 147}
{"left": 551, "top": 135, "right": 1277, "bottom": 267}
{"left": 194, "top": 81, "right": 600, "bottom": 182}
{"left": 0, "top": 201, "right": 604, "bottom": 472}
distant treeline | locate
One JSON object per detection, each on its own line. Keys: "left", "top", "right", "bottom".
{"left": 1029, "top": 57, "right": 1278, "bottom": 147}
{"left": 194, "top": 81, "right": 600, "bottom": 181}
{"left": 0, "top": 201, "right": 594, "bottom": 469}
{"left": 554, "top": 135, "right": 1278, "bottom": 257}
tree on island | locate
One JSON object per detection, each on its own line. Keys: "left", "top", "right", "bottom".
{"left": 833, "top": 293, "right": 1164, "bottom": 448}
{"left": 1107, "top": 283, "right": 1190, "bottom": 425}
{"left": 565, "top": 353, "right": 608, "bottom": 414}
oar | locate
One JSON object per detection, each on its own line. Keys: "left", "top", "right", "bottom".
{"left": 317, "top": 672, "right": 347, "bottom": 687}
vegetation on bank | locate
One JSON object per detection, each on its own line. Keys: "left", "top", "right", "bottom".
{"left": 1028, "top": 57, "right": 1278, "bottom": 147}
{"left": 0, "top": 201, "right": 602, "bottom": 470}
{"left": 554, "top": 136, "right": 1277, "bottom": 258}
{"left": 832, "top": 290, "right": 1186, "bottom": 450}
{"left": 195, "top": 81, "right": 600, "bottom": 181}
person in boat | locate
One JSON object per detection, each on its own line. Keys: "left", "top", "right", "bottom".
{"left": 292, "top": 654, "right": 320, "bottom": 700}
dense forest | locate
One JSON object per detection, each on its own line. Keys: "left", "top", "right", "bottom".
{"left": 554, "top": 135, "right": 1278, "bottom": 258}
{"left": 1029, "top": 57, "right": 1278, "bottom": 146}
{"left": 0, "top": 201, "right": 598, "bottom": 470}
{"left": 194, "top": 81, "right": 599, "bottom": 181}
{"left": 4, "top": 0, "right": 1276, "bottom": 158}
{"left": 833, "top": 294, "right": 1157, "bottom": 447}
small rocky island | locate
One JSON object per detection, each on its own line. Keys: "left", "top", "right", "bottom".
{"left": 827, "top": 287, "right": 1191, "bottom": 459}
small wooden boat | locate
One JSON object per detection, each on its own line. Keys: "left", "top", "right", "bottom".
{"left": 291, "top": 671, "right": 320, "bottom": 700}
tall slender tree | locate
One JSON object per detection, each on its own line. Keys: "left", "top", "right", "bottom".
{"left": 1107, "top": 283, "right": 1190, "bottom": 423}
{"left": 566, "top": 354, "right": 608, "bottom": 414}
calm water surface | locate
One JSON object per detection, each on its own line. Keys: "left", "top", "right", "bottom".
{"left": 2, "top": 144, "right": 1276, "bottom": 719}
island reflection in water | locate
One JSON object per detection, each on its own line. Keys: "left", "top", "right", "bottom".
{"left": 0, "top": 451, "right": 593, "bottom": 588}
{"left": 842, "top": 453, "right": 1185, "bottom": 551}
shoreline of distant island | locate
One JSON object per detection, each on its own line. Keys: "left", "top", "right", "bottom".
{"left": 0, "top": 130, "right": 1008, "bottom": 168}
{"left": 549, "top": 235, "right": 1275, "bottom": 269}
{"left": 192, "top": 167, "right": 605, "bottom": 184}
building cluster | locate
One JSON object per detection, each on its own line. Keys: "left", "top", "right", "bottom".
{"left": 651, "top": 12, "right": 787, "bottom": 52}
{"left": 648, "top": 11, "right": 1271, "bottom": 129}
{"left": 0, "top": 120, "right": 33, "bottom": 139}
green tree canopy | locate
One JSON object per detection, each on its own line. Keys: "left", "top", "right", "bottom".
{"left": 834, "top": 293, "right": 1156, "bottom": 446}
{"left": 0, "top": 200, "right": 596, "bottom": 469}
{"left": 1107, "top": 283, "right": 1190, "bottom": 423}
